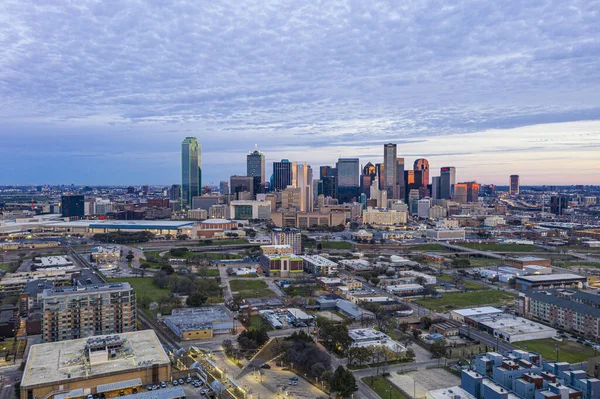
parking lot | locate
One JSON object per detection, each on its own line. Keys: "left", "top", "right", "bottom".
{"left": 387, "top": 368, "right": 460, "bottom": 399}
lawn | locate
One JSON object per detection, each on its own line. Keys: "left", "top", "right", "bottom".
{"left": 414, "top": 290, "right": 516, "bottom": 312}
{"left": 248, "top": 315, "right": 273, "bottom": 331}
{"left": 229, "top": 279, "right": 274, "bottom": 298}
{"left": 285, "top": 285, "right": 316, "bottom": 297}
{"left": 107, "top": 277, "right": 171, "bottom": 298}
{"left": 436, "top": 274, "right": 486, "bottom": 291}
{"left": 457, "top": 243, "right": 543, "bottom": 252}
{"left": 320, "top": 241, "right": 354, "bottom": 250}
{"left": 0, "top": 263, "right": 10, "bottom": 271}
{"left": 362, "top": 376, "right": 409, "bottom": 399}
{"left": 513, "top": 339, "right": 597, "bottom": 364}
{"left": 410, "top": 243, "right": 448, "bottom": 251}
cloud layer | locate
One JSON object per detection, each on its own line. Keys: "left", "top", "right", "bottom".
{"left": 1, "top": 0, "right": 599, "bottom": 185}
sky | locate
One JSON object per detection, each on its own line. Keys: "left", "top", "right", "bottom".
{"left": 1, "top": 0, "right": 599, "bottom": 186}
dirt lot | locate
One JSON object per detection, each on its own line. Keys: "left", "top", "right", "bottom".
{"left": 387, "top": 368, "right": 460, "bottom": 398}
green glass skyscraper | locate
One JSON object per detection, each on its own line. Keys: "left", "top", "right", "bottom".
{"left": 181, "top": 137, "right": 201, "bottom": 208}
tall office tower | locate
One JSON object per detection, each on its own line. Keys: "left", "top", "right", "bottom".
{"left": 376, "top": 163, "right": 385, "bottom": 190}
{"left": 431, "top": 176, "right": 441, "bottom": 199}
{"left": 142, "top": 185, "right": 149, "bottom": 196}
{"left": 219, "top": 180, "right": 229, "bottom": 194}
{"left": 297, "top": 162, "right": 313, "bottom": 212}
{"left": 439, "top": 166, "right": 456, "bottom": 199}
{"left": 282, "top": 186, "right": 302, "bottom": 209}
{"left": 61, "top": 194, "right": 85, "bottom": 218}
{"left": 313, "top": 180, "right": 323, "bottom": 206}
{"left": 383, "top": 143, "right": 397, "bottom": 198}
{"left": 230, "top": 175, "right": 254, "bottom": 199}
{"left": 181, "top": 137, "right": 201, "bottom": 208}
{"left": 361, "top": 162, "right": 377, "bottom": 196}
{"left": 41, "top": 283, "right": 136, "bottom": 342}
{"left": 414, "top": 159, "right": 429, "bottom": 187}
{"left": 454, "top": 182, "right": 480, "bottom": 204}
{"left": 169, "top": 184, "right": 181, "bottom": 201}
{"left": 247, "top": 146, "right": 265, "bottom": 193}
{"left": 273, "top": 160, "right": 293, "bottom": 191}
{"left": 550, "top": 195, "right": 569, "bottom": 215}
{"left": 290, "top": 161, "right": 299, "bottom": 187}
{"left": 510, "top": 175, "right": 520, "bottom": 195}
{"left": 336, "top": 158, "right": 360, "bottom": 203}
{"left": 395, "top": 158, "right": 405, "bottom": 200}
{"left": 321, "top": 166, "right": 338, "bottom": 199}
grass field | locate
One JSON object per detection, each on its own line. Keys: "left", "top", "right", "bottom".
{"left": 320, "top": 241, "right": 354, "bottom": 250}
{"left": 513, "top": 339, "right": 596, "bottom": 364}
{"left": 107, "top": 277, "right": 171, "bottom": 298}
{"left": 141, "top": 249, "right": 242, "bottom": 268}
{"left": 415, "top": 290, "right": 516, "bottom": 312}
{"left": 410, "top": 243, "right": 448, "bottom": 251}
{"left": 561, "top": 261, "right": 600, "bottom": 268}
{"left": 453, "top": 257, "right": 504, "bottom": 268}
{"left": 229, "top": 279, "right": 274, "bottom": 298}
{"left": 457, "top": 243, "right": 543, "bottom": 252}
{"left": 362, "top": 376, "right": 409, "bottom": 399}
{"left": 201, "top": 269, "right": 221, "bottom": 277}
{"left": 0, "top": 263, "right": 10, "bottom": 271}
{"left": 196, "top": 239, "right": 248, "bottom": 246}
{"left": 436, "top": 274, "right": 486, "bottom": 291}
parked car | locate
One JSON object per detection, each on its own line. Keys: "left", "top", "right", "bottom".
{"left": 200, "top": 389, "right": 210, "bottom": 395}
{"left": 160, "top": 382, "right": 167, "bottom": 388}
{"left": 172, "top": 380, "right": 178, "bottom": 386}
{"left": 186, "top": 377, "right": 192, "bottom": 384}
{"left": 178, "top": 379, "right": 184, "bottom": 385}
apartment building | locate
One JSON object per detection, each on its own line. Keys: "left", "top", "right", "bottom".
{"left": 41, "top": 283, "right": 136, "bottom": 342}
{"left": 516, "top": 289, "right": 600, "bottom": 340}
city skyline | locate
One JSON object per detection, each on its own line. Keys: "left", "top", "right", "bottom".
{"left": 1, "top": 1, "right": 599, "bottom": 185}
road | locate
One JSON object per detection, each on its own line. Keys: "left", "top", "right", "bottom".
{"left": 459, "top": 326, "right": 514, "bottom": 353}
{"left": 218, "top": 266, "right": 234, "bottom": 304}
{"left": 0, "top": 365, "right": 22, "bottom": 399}
{"left": 439, "top": 242, "right": 505, "bottom": 259}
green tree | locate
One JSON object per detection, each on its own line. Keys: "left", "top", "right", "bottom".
{"left": 186, "top": 292, "right": 208, "bottom": 307}
{"left": 330, "top": 366, "right": 357, "bottom": 398}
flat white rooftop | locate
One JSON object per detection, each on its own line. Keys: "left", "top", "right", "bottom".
{"left": 452, "top": 307, "right": 503, "bottom": 317}
{"left": 21, "top": 330, "right": 169, "bottom": 388}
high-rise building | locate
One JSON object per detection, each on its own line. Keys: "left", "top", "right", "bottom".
{"left": 169, "top": 184, "right": 181, "bottom": 201}
{"left": 271, "top": 227, "right": 302, "bottom": 254}
{"left": 41, "top": 283, "right": 136, "bottom": 342}
{"left": 510, "top": 174, "right": 520, "bottom": 195}
{"left": 247, "top": 147, "right": 266, "bottom": 194}
{"left": 383, "top": 143, "right": 397, "bottom": 198}
{"left": 550, "top": 195, "right": 569, "bottom": 215}
{"left": 320, "top": 166, "right": 337, "bottom": 199}
{"left": 376, "top": 163, "right": 385, "bottom": 190}
{"left": 431, "top": 176, "right": 441, "bottom": 199}
{"left": 181, "top": 137, "right": 201, "bottom": 208}
{"left": 361, "top": 162, "right": 377, "bottom": 196}
{"left": 395, "top": 158, "right": 405, "bottom": 200}
{"left": 230, "top": 175, "right": 254, "bottom": 199}
{"left": 336, "top": 158, "right": 360, "bottom": 203}
{"left": 273, "top": 160, "right": 293, "bottom": 191}
{"left": 61, "top": 194, "right": 85, "bottom": 218}
{"left": 297, "top": 163, "right": 313, "bottom": 212}
{"left": 454, "top": 181, "right": 479, "bottom": 204}
{"left": 413, "top": 158, "right": 429, "bottom": 187}
{"left": 439, "top": 166, "right": 456, "bottom": 199}
{"left": 219, "top": 180, "right": 229, "bottom": 194}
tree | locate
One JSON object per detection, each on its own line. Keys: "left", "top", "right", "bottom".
{"left": 415, "top": 276, "right": 427, "bottom": 286}
{"left": 330, "top": 366, "right": 358, "bottom": 398}
{"left": 430, "top": 339, "right": 447, "bottom": 358}
{"left": 186, "top": 292, "right": 208, "bottom": 307}
{"left": 125, "top": 251, "right": 135, "bottom": 262}
{"left": 399, "top": 322, "right": 409, "bottom": 333}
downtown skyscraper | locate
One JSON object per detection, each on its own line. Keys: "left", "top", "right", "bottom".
{"left": 383, "top": 143, "right": 397, "bottom": 199}
{"left": 181, "top": 137, "right": 201, "bottom": 208}
{"left": 247, "top": 146, "right": 266, "bottom": 194}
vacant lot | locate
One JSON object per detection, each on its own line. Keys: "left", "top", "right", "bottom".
{"left": 410, "top": 243, "right": 448, "bottom": 251}
{"left": 229, "top": 279, "right": 274, "bottom": 298}
{"left": 513, "top": 339, "right": 596, "bottom": 364}
{"left": 437, "top": 274, "right": 486, "bottom": 291}
{"left": 415, "top": 290, "right": 516, "bottom": 312}
{"left": 457, "top": 243, "right": 543, "bottom": 252}
{"left": 387, "top": 368, "right": 460, "bottom": 399}
{"left": 452, "top": 257, "right": 504, "bottom": 268}
{"left": 562, "top": 261, "right": 600, "bottom": 269}
{"left": 320, "top": 241, "right": 354, "bottom": 250}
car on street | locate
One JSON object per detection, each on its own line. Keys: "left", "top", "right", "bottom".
{"left": 200, "top": 389, "right": 210, "bottom": 395}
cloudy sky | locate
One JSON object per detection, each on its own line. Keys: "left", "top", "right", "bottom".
{"left": 1, "top": 0, "right": 599, "bottom": 186}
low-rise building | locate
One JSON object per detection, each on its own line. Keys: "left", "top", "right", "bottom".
{"left": 349, "top": 328, "right": 406, "bottom": 353}
{"left": 451, "top": 306, "right": 504, "bottom": 323}
{"left": 195, "top": 218, "right": 239, "bottom": 238}
{"left": 466, "top": 312, "right": 557, "bottom": 343}
{"left": 229, "top": 200, "right": 271, "bottom": 220}
{"left": 362, "top": 208, "right": 408, "bottom": 226}
{"left": 506, "top": 257, "right": 552, "bottom": 269}
{"left": 514, "top": 274, "right": 587, "bottom": 291}
{"left": 385, "top": 284, "right": 424, "bottom": 296}
{"left": 33, "top": 256, "right": 74, "bottom": 269}
{"left": 20, "top": 331, "right": 171, "bottom": 399}
{"left": 270, "top": 209, "right": 346, "bottom": 229}
{"left": 163, "top": 306, "right": 233, "bottom": 340}
{"left": 425, "top": 229, "right": 466, "bottom": 241}
{"left": 301, "top": 255, "right": 338, "bottom": 276}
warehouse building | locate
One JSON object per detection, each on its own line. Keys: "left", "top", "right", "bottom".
{"left": 514, "top": 273, "right": 587, "bottom": 291}
{"left": 20, "top": 331, "right": 171, "bottom": 399}
{"left": 163, "top": 306, "right": 233, "bottom": 340}
{"left": 466, "top": 313, "right": 557, "bottom": 343}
